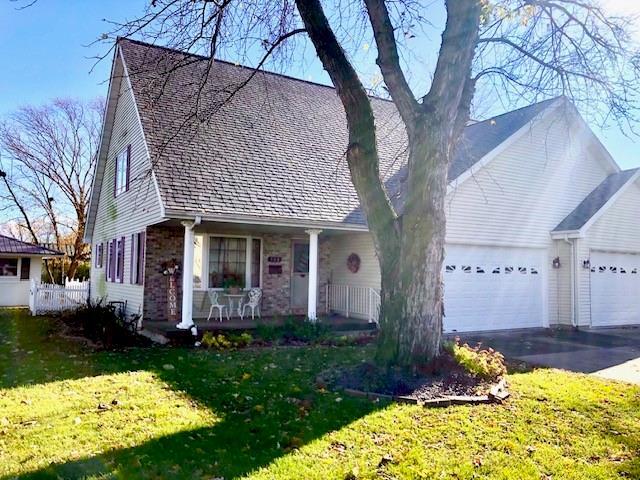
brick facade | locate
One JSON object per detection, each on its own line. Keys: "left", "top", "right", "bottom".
{"left": 143, "top": 225, "right": 184, "bottom": 322}
{"left": 142, "top": 228, "right": 331, "bottom": 320}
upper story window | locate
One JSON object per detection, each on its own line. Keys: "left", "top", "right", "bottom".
{"left": 114, "top": 145, "right": 131, "bottom": 197}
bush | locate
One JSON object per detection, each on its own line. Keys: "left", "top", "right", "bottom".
{"left": 62, "top": 298, "right": 143, "bottom": 348}
{"left": 200, "top": 332, "right": 253, "bottom": 350}
{"left": 253, "top": 316, "right": 332, "bottom": 345}
{"left": 445, "top": 339, "right": 507, "bottom": 381}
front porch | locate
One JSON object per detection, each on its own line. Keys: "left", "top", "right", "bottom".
{"left": 142, "top": 219, "right": 381, "bottom": 329}
{"left": 144, "top": 314, "right": 377, "bottom": 342}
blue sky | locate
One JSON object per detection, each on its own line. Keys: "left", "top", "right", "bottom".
{"left": 1, "top": 0, "right": 639, "bottom": 170}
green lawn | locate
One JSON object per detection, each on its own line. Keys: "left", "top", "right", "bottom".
{"left": 0, "top": 310, "right": 639, "bottom": 479}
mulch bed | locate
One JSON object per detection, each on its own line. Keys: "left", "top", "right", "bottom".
{"left": 319, "top": 353, "right": 507, "bottom": 406}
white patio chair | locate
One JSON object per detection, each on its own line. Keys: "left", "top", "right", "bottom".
{"left": 241, "top": 288, "right": 262, "bottom": 320}
{"left": 206, "top": 290, "right": 228, "bottom": 322}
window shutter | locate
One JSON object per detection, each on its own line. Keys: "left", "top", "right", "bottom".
{"left": 138, "top": 231, "right": 145, "bottom": 285}
{"left": 99, "top": 243, "right": 104, "bottom": 268}
{"left": 130, "top": 234, "right": 135, "bottom": 284}
{"left": 20, "top": 258, "right": 31, "bottom": 280}
{"left": 125, "top": 144, "right": 131, "bottom": 192}
{"left": 119, "top": 236, "right": 125, "bottom": 283}
{"left": 106, "top": 241, "right": 111, "bottom": 281}
{"left": 113, "top": 154, "right": 118, "bottom": 198}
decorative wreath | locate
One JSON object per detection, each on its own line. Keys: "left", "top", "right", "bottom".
{"left": 347, "top": 253, "right": 361, "bottom": 273}
{"left": 160, "top": 258, "right": 181, "bottom": 276}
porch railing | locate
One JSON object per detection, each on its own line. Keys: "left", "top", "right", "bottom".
{"left": 327, "top": 284, "right": 380, "bottom": 324}
{"left": 29, "top": 279, "right": 90, "bottom": 316}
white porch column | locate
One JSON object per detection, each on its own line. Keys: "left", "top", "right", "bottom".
{"left": 176, "top": 218, "right": 200, "bottom": 329}
{"left": 305, "top": 229, "right": 322, "bottom": 322}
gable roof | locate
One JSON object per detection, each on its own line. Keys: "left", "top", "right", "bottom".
{"left": 449, "top": 97, "right": 558, "bottom": 181}
{"left": 0, "top": 235, "right": 62, "bottom": 256}
{"left": 94, "top": 39, "right": 565, "bottom": 229}
{"left": 553, "top": 168, "right": 640, "bottom": 233}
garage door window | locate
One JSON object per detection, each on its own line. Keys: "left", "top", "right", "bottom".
{"left": 0, "top": 258, "right": 18, "bottom": 277}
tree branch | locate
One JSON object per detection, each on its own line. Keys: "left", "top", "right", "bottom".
{"left": 364, "top": 0, "right": 419, "bottom": 137}
{"left": 295, "top": 0, "right": 399, "bottom": 260}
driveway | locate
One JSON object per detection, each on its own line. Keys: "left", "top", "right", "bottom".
{"left": 459, "top": 327, "right": 640, "bottom": 384}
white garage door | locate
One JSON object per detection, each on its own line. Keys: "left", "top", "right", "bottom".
{"left": 443, "top": 245, "right": 545, "bottom": 332}
{"left": 590, "top": 251, "right": 640, "bottom": 327}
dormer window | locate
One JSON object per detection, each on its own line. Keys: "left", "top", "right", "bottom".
{"left": 114, "top": 145, "right": 131, "bottom": 196}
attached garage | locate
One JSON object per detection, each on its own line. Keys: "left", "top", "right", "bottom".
{"left": 443, "top": 245, "right": 546, "bottom": 332}
{"left": 590, "top": 251, "right": 640, "bottom": 327}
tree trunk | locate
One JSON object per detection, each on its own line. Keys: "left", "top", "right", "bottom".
{"left": 296, "top": 0, "right": 480, "bottom": 368}
{"left": 375, "top": 124, "right": 449, "bottom": 367}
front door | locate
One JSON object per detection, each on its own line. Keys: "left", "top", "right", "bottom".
{"left": 291, "top": 241, "right": 309, "bottom": 308}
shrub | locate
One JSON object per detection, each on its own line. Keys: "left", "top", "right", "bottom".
{"left": 200, "top": 332, "right": 253, "bottom": 350}
{"left": 445, "top": 339, "right": 507, "bottom": 381}
{"left": 62, "top": 298, "right": 143, "bottom": 348}
{"left": 280, "top": 316, "right": 332, "bottom": 343}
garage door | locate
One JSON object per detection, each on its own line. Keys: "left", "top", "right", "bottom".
{"left": 443, "top": 245, "right": 545, "bottom": 332}
{"left": 590, "top": 251, "right": 640, "bottom": 326}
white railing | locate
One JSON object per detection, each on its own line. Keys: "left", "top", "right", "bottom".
{"left": 29, "top": 279, "right": 90, "bottom": 315}
{"left": 327, "top": 284, "right": 380, "bottom": 324}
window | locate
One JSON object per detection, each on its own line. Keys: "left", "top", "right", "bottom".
{"left": 114, "top": 145, "right": 131, "bottom": 196}
{"left": 205, "top": 236, "right": 262, "bottom": 289}
{"left": 20, "top": 258, "right": 30, "bottom": 280}
{"left": 95, "top": 243, "right": 104, "bottom": 268}
{"left": 0, "top": 258, "right": 18, "bottom": 277}
{"left": 130, "top": 232, "right": 145, "bottom": 285}
{"left": 106, "top": 238, "right": 125, "bottom": 283}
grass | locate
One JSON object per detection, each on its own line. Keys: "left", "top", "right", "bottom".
{"left": 0, "top": 309, "right": 638, "bottom": 479}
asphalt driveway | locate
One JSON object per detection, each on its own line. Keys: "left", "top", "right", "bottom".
{"left": 459, "top": 327, "right": 640, "bottom": 384}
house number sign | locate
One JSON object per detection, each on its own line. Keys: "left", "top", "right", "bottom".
{"left": 267, "top": 255, "right": 283, "bottom": 275}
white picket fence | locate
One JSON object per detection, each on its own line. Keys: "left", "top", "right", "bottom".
{"left": 327, "top": 284, "right": 380, "bottom": 323}
{"left": 29, "top": 278, "right": 90, "bottom": 315}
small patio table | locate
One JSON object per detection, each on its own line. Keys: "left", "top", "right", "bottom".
{"left": 222, "top": 293, "right": 245, "bottom": 318}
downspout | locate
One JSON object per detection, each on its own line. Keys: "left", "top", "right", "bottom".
{"left": 563, "top": 235, "right": 577, "bottom": 328}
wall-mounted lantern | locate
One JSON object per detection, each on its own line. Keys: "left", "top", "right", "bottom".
{"left": 552, "top": 257, "right": 561, "bottom": 269}
{"left": 582, "top": 259, "right": 591, "bottom": 269}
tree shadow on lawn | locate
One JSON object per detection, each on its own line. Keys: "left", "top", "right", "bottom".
{"left": 1, "top": 311, "right": 381, "bottom": 479}
{"left": 8, "top": 349, "right": 380, "bottom": 479}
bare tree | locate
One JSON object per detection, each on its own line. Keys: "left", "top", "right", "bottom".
{"left": 101, "top": 0, "right": 640, "bottom": 367}
{"left": 0, "top": 98, "right": 103, "bottom": 280}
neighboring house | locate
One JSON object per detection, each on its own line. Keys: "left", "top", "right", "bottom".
{"left": 84, "top": 38, "right": 640, "bottom": 332}
{"left": 0, "top": 235, "right": 62, "bottom": 307}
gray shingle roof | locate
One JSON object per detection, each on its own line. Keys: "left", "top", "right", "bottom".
{"left": 0, "top": 235, "right": 62, "bottom": 256}
{"left": 553, "top": 168, "right": 639, "bottom": 232}
{"left": 118, "top": 39, "right": 558, "bottom": 227}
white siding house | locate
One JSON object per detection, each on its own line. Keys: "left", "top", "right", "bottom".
{"left": 0, "top": 235, "right": 61, "bottom": 307}
{"left": 86, "top": 48, "right": 164, "bottom": 317}
{"left": 85, "top": 38, "right": 639, "bottom": 333}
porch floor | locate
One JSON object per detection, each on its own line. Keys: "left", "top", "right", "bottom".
{"left": 142, "top": 314, "right": 377, "bottom": 343}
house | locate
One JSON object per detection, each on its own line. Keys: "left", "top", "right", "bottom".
{"left": 0, "top": 235, "right": 62, "bottom": 307}
{"left": 84, "top": 38, "right": 640, "bottom": 333}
